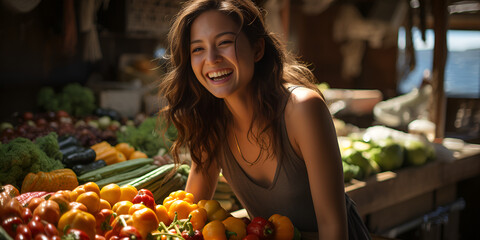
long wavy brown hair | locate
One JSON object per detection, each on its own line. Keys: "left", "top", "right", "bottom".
{"left": 158, "top": 0, "right": 320, "bottom": 173}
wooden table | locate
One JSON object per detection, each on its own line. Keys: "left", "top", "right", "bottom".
{"left": 345, "top": 143, "right": 480, "bottom": 237}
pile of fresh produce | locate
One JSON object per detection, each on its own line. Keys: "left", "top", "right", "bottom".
{"left": 1, "top": 183, "right": 301, "bottom": 240}
{"left": 339, "top": 125, "right": 436, "bottom": 182}
{"left": 76, "top": 158, "right": 189, "bottom": 202}
{"left": 0, "top": 132, "right": 65, "bottom": 190}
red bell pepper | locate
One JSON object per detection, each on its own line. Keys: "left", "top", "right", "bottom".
{"left": 246, "top": 217, "right": 274, "bottom": 240}
{"left": 243, "top": 235, "right": 260, "bottom": 240}
{"left": 131, "top": 189, "right": 155, "bottom": 210}
{"left": 119, "top": 226, "right": 143, "bottom": 240}
{"left": 94, "top": 209, "right": 115, "bottom": 236}
{"left": 64, "top": 228, "right": 91, "bottom": 240}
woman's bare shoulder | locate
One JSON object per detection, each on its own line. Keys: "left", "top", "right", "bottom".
{"left": 286, "top": 86, "right": 328, "bottom": 119}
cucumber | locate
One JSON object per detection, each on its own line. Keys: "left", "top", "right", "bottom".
{"left": 77, "top": 158, "right": 154, "bottom": 183}
{"left": 126, "top": 163, "right": 175, "bottom": 189}
{"left": 94, "top": 164, "right": 159, "bottom": 188}
{"left": 152, "top": 173, "right": 185, "bottom": 203}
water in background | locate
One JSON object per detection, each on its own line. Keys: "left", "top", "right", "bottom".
{"left": 398, "top": 28, "right": 480, "bottom": 98}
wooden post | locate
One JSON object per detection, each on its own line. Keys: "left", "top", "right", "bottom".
{"left": 429, "top": 0, "right": 448, "bottom": 140}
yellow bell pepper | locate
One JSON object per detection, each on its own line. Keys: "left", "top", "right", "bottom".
{"left": 167, "top": 199, "right": 198, "bottom": 221}
{"left": 222, "top": 216, "right": 247, "bottom": 240}
{"left": 202, "top": 220, "right": 227, "bottom": 240}
{"left": 57, "top": 209, "right": 96, "bottom": 240}
{"left": 163, "top": 190, "right": 195, "bottom": 209}
{"left": 155, "top": 204, "right": 171, "bottom": 226}
{"left": 268, "top": 214, "right": 294, "bottom": 240}
{"left": 162, "top": 190, "right": 198, "bottom": 221}
{"left": 197, "top": 199, "right": 231, "bottom": 222}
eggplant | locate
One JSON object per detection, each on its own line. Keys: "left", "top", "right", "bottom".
{"left": 71, "top": 160, "right": 107, "bottom": 176}
{"left": 62, "top": 148, "right": 96, "bottom": 167}
{"left": 60, "top": 145, "right": 85, "bottom": 157}
{"left": 58, "top": 136, "right": 80, "bottom": 149}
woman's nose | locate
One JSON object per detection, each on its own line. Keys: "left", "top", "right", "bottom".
{"left": 206, "top": 48, "right": 221, "bottom": 64}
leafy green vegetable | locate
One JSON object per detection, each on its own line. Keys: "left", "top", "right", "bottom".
{"left": 0, "top": 137, "right": 64, "bottom": 189}
{"left": 342, "top": 161, "right": 360, "bottom": 182}
{"left": 37, "top": 87, "right": 59, "bottom": 112}
{"left": 34, "top": 132, "right": 63, "bottom": 161}
{"left": 58, "top": 83, "right": 96, "bottom": 117}
{"left": 36, "top": 83, "right": 96, "bottom": 117}
{"left": 116, "top": 116, "right": 177, "bottom": 158}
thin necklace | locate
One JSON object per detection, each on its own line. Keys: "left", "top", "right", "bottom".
{"left": 233, "top": 131, "right": 262, "bottom": 166}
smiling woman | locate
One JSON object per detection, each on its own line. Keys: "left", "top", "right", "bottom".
{"left": 157, "top": 0, "right": 371, "bottom": 239}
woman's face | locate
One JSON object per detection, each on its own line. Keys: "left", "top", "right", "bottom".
{"left": 189, "top": 10, "right": 262, "bottom": 99}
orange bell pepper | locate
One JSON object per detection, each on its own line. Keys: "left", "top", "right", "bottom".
{"left": 57, "top": 209, "right": 97, "bottom": 240}
{"left": 268, "top": 214, "right": 294, "bottom": 240}
{"left": 197, "top": 199, "right": 231, "bottom": 222}
{"left": 189, "top": 208, "right": 207, "bottom": 231}
{"left": 202, "top": 220, "right": 227, "bottom": 240}
{"left": 132, "top": 207, "right": 159, "bottom": 239}
{"left": 223, "top": 216, "right": 247, "bottom": 240}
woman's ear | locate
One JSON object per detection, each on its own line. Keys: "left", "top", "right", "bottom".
{"left": 254, "top": 38, "right": 265, "bottom": 62}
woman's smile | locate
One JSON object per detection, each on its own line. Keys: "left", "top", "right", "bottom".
{"left": 190, "top": 10, "right": 258, "bottom": 99}
{"left": 206, "top": 68, "right": 234, "bottom": 84}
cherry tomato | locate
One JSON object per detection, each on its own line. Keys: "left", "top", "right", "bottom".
{"left": 44, "top": 223, "right": 59, "bottom": 237}
{"left": 31, "top": 215, "right": 42, "bottom": 222}
{"left": 1, "top": 217, "right": 23, "bottom": 238}
{"left": 15, "top": 233, "right": 31, "bottom": 240}
{"left": 21, "top": 208, "right": 33, "bottom": 223}
{"left": 34, "top": 233, "right": 49, "bottom": 240}
{"left": 16, "top": 224, "right": 32, "bottom": 239}
{"left": 28, "top": 219, "right": 45, "bottom": 237}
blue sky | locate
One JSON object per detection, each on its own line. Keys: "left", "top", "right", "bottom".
{"left": 398, "top": 28, "right": 480, "bottom": 51}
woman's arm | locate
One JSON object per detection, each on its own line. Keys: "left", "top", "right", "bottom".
{"left": 287, "top": 88, "right": 348, "bottom": 240}
{"left": 185, "top": 159, "right": 221, "bottom": 203}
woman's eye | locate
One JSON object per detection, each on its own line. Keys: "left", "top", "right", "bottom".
{"left": 191, "top": 47, "right": 203, "bottom": 53}
{"left": 219, "top": 40, "right": 233, "bottom": 46}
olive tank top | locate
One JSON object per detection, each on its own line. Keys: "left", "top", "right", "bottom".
{"left": 217, "top": 87, "right": 371, "bottom": 239}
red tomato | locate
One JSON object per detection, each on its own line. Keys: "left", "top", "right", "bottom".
{"left": 1, "top": 217, "right": 23, "bottom": 237}
{"left": 27, "top": 219, "right": 45, "bottom": 237}
{"left": 44, "top": 223, "right": 59, "bottom": 237}
{"left": 16, "top": 224, "right": 32, "bottom": 239}
{"left": 34, "top": 233, "right": 49, "bottom": 240}
{"left": 20, "top": 208, "right": 33, "bottom": 223}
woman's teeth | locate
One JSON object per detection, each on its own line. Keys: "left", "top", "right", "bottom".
{"left": 208, "top": 70, "right": 232, "bottom": 81}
